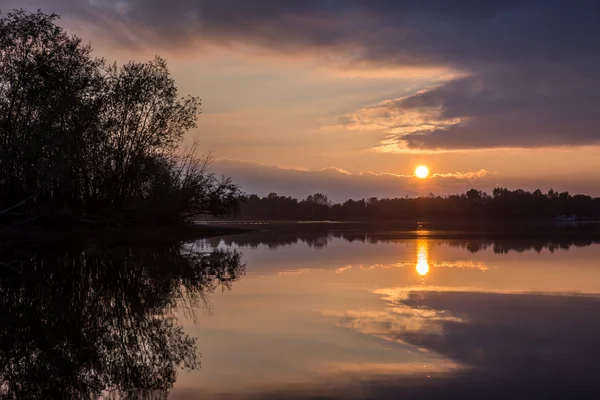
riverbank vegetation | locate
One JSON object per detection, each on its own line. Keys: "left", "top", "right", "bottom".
{"left": 0, "top": 10, "right": 240, "bottom": 228}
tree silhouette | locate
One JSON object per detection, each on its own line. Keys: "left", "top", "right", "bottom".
{"left": 0, "top": 9, "right": 240, "bottom": 227}
{"left": 0, "top": 10, "right": 105, "bottom": 216}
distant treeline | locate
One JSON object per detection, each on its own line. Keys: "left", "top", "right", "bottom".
{"left": 234, "top": 189, "right": 600, "bottom": 221}
{"left": 0, "top": 10, "right": 239, "bottom": 227}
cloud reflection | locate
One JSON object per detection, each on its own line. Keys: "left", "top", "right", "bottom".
{"left": 187, "top": 291, "right": 600, "bottom": 399}
{"left": 341, "top": 290, "right": 600, "bottom": 380}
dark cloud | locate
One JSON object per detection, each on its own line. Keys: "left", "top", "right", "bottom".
{"left": 369, "top": 64, "right": 600, "bottom": 150}
{"left": 34, "top": 1, "right": 600, "bottom": 66}
{"left": 15, "top": 0, "right": 600, "bottom": 149}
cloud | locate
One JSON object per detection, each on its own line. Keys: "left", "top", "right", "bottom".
{"left": 41, "top": 1, "right": 600, "bottom": 66}
{"left": 22, "top": 0, "right": 600, "bottom": 150}
{"left": 208, "top": 159, "right": 600, "bottom": 199}
{"left": 320, "top": 166, "right": 352, "bottom": 175}
{"left": 344, "top": 89, "right": 464, "bottom": 136}
{"left": 353, "top": 65, "right": 600, "bottom": 151}
{"left": 359, "top": 171, "right": 413, "bottom": 178}
{"left": 339, "top": 169, "right": 488, "bottom": 180}
{"left": 433, "top": 170, "right": 489, "bottom": 180}
{"left": 209, "top": 159, "right": 490, "bottom": 201}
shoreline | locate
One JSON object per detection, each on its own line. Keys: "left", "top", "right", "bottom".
{"left": 3, "top": 219, "right": 600, "bottom": 246}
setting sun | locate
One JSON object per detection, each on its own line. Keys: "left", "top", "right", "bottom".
{"left": 415, "top": 165, "right": 430, "bottom": 179}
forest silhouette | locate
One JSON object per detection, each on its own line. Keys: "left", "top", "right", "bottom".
{"left": 0, "top": 10, "right": 240, "bottom": 228}
{"left": 234, "top": 188, "right": 600, "bottom": 221}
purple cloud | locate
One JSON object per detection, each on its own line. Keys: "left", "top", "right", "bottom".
{"left": 12, "top": 0, "right": 600, "bottom": 150}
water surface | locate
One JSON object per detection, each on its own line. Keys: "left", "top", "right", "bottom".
{"left": 172, "top": 228, "right": 600, "bottom": 399}
{"left": 2, "top": 226, "right": 600, "bottom": 398}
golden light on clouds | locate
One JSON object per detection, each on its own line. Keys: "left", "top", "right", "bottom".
{"left": 415, "top": 165, "right": 430, "bottom": 179}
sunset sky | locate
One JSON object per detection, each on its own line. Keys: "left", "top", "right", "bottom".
{"left": 7, "top": 1, "right": 600, "bottom": 200}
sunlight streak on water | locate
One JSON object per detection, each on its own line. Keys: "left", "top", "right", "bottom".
{"left": 416, "top": 239, "right": 430, "bottom": 276}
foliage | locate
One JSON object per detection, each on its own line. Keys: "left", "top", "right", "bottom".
{"left": 235, "top": 188, "right": 600, "bottom": 221}
{"left": 0, "top": 10, "right": 240, "bottom": 226}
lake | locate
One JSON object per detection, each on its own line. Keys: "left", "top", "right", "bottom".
{"left": 3, "top": 223, "right": 600, "bottom": 399}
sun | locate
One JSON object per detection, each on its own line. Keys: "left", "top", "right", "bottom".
{"left": 415, "top": 165, "right": 430, "bottom": 179}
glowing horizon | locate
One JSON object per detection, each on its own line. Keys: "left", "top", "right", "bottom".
{"left": 16, "top": 1, "right": 600, "bottom": 199}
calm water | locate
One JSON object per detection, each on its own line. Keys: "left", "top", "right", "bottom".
{"left": 3, "top": 225, "right": 600, "bottom": 398}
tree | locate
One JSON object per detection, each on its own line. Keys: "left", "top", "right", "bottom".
{"left": 306, "top": 193, "right": 331, "bottom": 207}
{"left": 0, "top": 9, "right": 105, "bottom": 215}
{"left": 0, "top": 9, "right": 241, "bottom": 226}
{"left": 100, "top": 57, "right": 200, "bottom": 207}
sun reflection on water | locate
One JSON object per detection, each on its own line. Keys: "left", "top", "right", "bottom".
{"left": 416, "top": 239, "right": 429, "bottom": 276}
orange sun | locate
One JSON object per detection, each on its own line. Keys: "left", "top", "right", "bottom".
{"left": 415, "top": 165, "right": 430, "bottom": 179}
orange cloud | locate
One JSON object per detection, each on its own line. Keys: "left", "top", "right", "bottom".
{"left": 432, "top": 170, "right": 489, "bottom": 180}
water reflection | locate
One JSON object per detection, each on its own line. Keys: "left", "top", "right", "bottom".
{"left": 0, "top": 242, "right": 244, "bottom": 398}
{"left": 222, "top": 291, "right": 600, "bottom": 399}
{"left": 4, "top": 228, "right": 600, "bottom": 399}
{"left": 211, "top": 224, "right": 600, "bottom": 253}
{"left": 329, "top": 290, "right": 600, "bottom": 397}
{"left": 415, "top": 239, "right": 429, "bottom": 276}
{"left": 173, "top": 231, "right": 600, "bottom": 399}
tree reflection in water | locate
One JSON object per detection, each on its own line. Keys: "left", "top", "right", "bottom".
{"left": 0, "top": 242, "right": 245, "bottom": 399}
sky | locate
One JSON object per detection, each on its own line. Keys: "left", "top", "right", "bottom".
{"left": 5, "top": 0, "right": 600, "bottom": 201}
